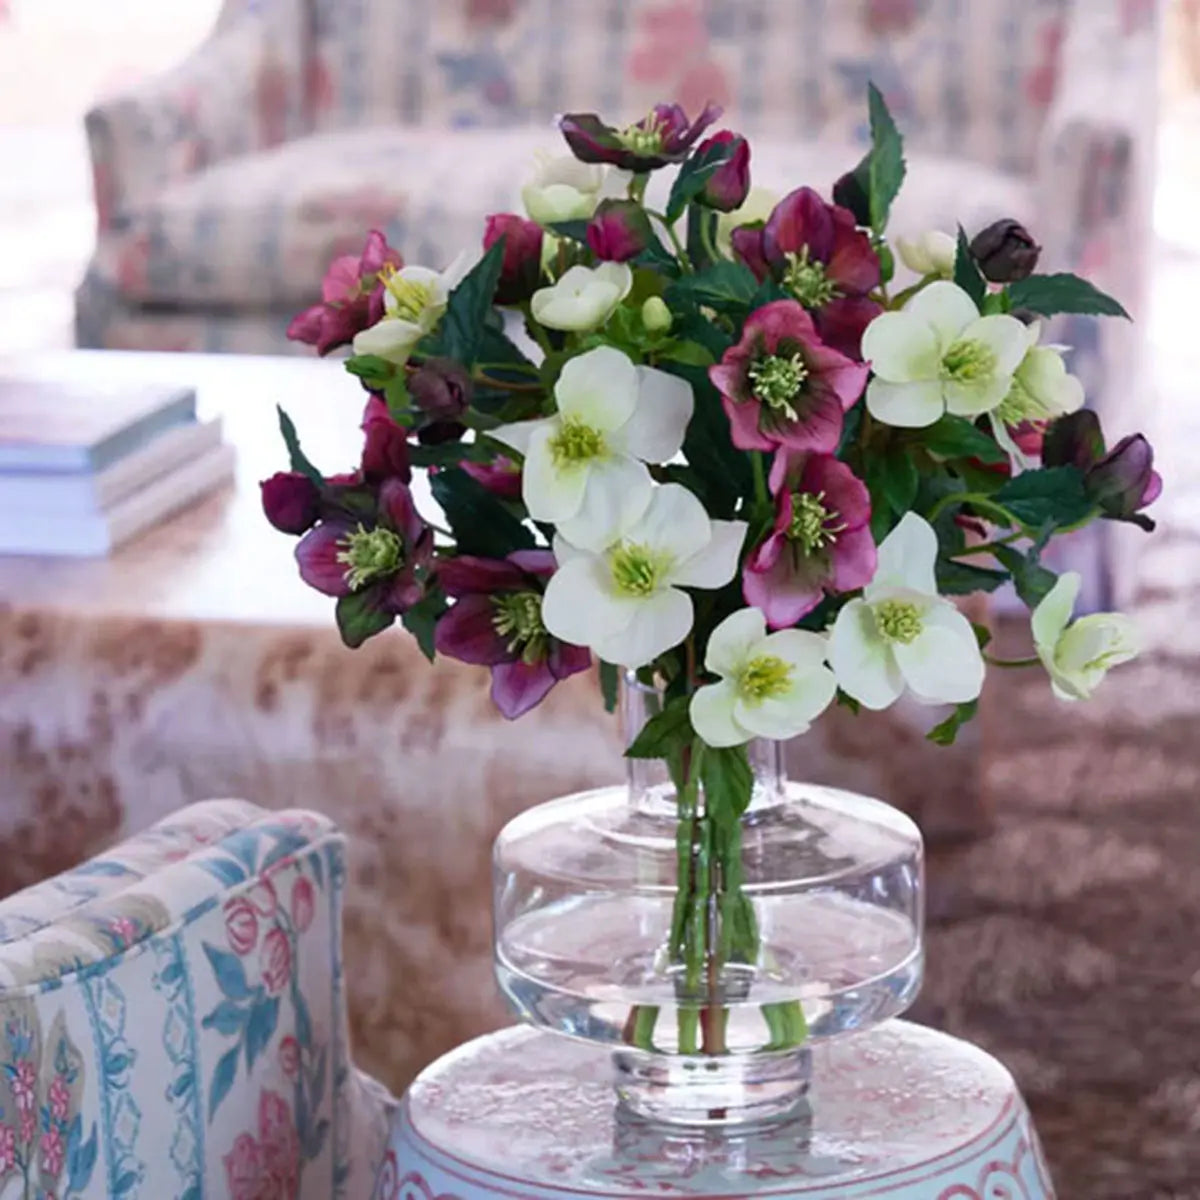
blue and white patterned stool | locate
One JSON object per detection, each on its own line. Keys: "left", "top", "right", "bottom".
{"left": 377, "top": 1021, "right": 1055, "bottom": 1199}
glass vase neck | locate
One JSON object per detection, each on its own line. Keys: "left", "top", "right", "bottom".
{"left": 620, "top": 673, "right": 786, "bottom": 815}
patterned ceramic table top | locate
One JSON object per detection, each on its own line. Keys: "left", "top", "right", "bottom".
{"left": 381, "top": 1022, "right": 1055, "bottom": 1199}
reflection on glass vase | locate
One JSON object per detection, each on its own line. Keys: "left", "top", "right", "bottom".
{"left": 493, "top": 674, "right": 924, "bottom": 1127}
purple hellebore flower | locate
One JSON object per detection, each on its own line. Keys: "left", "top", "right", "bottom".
{"left": 360, "top": 394, "right": 412, "bottom": 484}
{"left": 1043, "top": 409, "right": 1162, "bottom": 531}
{"left": 586, "top": 198, "right": 654, "bottom": 262}
{"left": 261, "top": 471, "right": 321, "bottom": 535}
{"left": 559, "top": 101, "right": 723, "bottom": 172}
{"left": 461, "top": 455, "right": 523, "bottom": 499}
{"left": 744, "top": 452, "right": 877, "bottom": 628}
{"left": 295, "top": 478, "right": 432, "bottom": 648}
{"left": 709, "top": 299, "right": 868, "bottom": 454}
{"left": 693, "top": 130, "right": 751, "bottom": 212}
{"left": 732, "top": 187, "right": 882, "bottom": 359}
{"left": 483, "top": 212, "right": 544, "bottom": 304}
{"left": 287, "top": 230, "right": 403, "bottom": 355}
{"left": 434, "top": 550, "right": 591, "bottom": 719}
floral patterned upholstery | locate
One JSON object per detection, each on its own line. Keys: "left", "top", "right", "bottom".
{"left": 76, "top": 0, "right": 1159, "bottom": 373}
{"left": 0, "top": 798, "right": 392, "bottom": 1198}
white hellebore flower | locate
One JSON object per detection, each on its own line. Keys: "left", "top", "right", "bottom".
{"left": 522, "top": 153, "right": 606, "bottom": 227}
{"left": 491, "top": 345, "right": 692, "bottom": 551}
{"left": 896, "top": 230, "right": 957, "bottom": 279}
{"left": 351, "top": 251, "right": 473, "bottom": 365}
{"left": 862, "top": 280, "right": 1029, "bottom": 428}
{"left": 531, "top": 261, "right": 633, "bottom": 332}
{"left": 829, "top": 512, "right": 985, "bottom": 709}
{"left": 989, "top": 325, "right": 1085, "bottom": 466}
{"left": 542, "top": 484, "right": 747, "bottom": 670}
{"left": 1032, "top": 572, "right": 1140, "bottom": 702}
{"left": 690, "top": 607, "right": 837, "bottom": 748}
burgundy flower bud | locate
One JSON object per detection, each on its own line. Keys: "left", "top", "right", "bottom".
{"left": 586, "top": 198, "right": 654, "bottom": 262}
{"left": 409, "top": 357, "right": 473, "bottom": 423}
{"left": 417, "top": 420, "right": 468, "bottom": 446}
{"left": 693, "top": 131, "right": 751, "bottom": 212}
{"left": 969, "top": 219, "right": 1041, "bottom": 283}
{"left": 483, "top": 212, "right": 544, "bottom": 305}
{"left": 1088, "top": 434, "right": 1161, "bottom": 526}
{"left": 260, "top": 471, "right": 320, "bottom": 535}
{"left": 360, "top": 394, "right": 412, "bottom": 484}
{"left": 832, "top": 155, "right": 872, "bottom": 228}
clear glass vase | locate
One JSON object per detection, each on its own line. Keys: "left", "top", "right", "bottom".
{"left": 493, "top": 675, "right": 924, "bottom": 1127}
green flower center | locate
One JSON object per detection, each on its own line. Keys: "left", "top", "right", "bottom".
{"left": 617, "top": 113, "right": 665, "bottom": 155}
{"left": 783, "top": 247, "right": 839, "bottom": 309}
{"left": 381, "top": 266, "right": 432, "bottom": 323}
{"left": 941, "top": 338, "right": 996, "bottom": 384}
{"left": 492, "top": 590, "right": 549, "bottom": 665}
{"left": 336, "top": 524, "right": 403, "bottom": 591}
{"left": 788, "top": 490, "right": 844, "bottom": 554}
{"left": 748, "top": 353, "right": 807, "bottom": 419}
{"left": 874, "top": 599, "right": 923, "bottom": 645}
{"left": 737, "top": 654, "right": 793, "bottom": 703}
{"left": 549, "top": 417, "right": 606, "bottom": 467}
{"left": 610, "top": 543, "right": 670, "bottom": 598}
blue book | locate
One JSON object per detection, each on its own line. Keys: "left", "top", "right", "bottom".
{"left": 0, "top": 378, "right": 197, "bottom": 473}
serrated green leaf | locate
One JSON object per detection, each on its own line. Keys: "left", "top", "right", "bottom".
{"left": 344, "top": 354, "right": 395, "bottom": 385}
{"left": 880, "top": 446, "right": 919, "bottom": 515}
{"left": 657, "top": 339, "right": 715, "bottom": 367}
{"left": 700, "top": 745, "right": 754, "bottom": 827}
{"left": 994, "top": 466, "right": 1092, "bottom": 527}
{"left": 1007, "top": 273, "right": 1130, "bottom": 320}
{"left": 936, "top": 558, "right": 1008, "bottom": 595}
{"left": 867, "top": 82, "right": 906, "bottom": 233}
{"left": 428, "top": 238, "right": 507, "bottom": 366}
{"left": 992, "top": 544, "right": 1059, "bottom": 608}
{"left": 383, "top": 376, "right": 412, "bottom": 425}
{"left": 277, "top": 406, "right": 324, "bottom": 490}
{"left": 626, "top": 696, "right": 693, "bottom": 759}
{"left": 918, "top": 414, "right": 1006, "bottom": 465}
{"left": 401, "top": 591, "right": 444, "bottom": 662}
{"left": 600, "top": 662, "right": 620, "bottom": 713}
{"left": 335, "top": 591, "right": 394, "bottom": 649}
{"left": 666, "top": 137, "right": 740, "bottom": 222}
{"left": 430, "top": 467, "right": 535, "bottom": 558}
{"left": 926, "top": 700, "right": 978, "bottom": 746}
{"left": 954, "top": 225, "right": 986, "bottom": 307}
{"left": 666, "top": 261, "right": 759, "bottom": 314}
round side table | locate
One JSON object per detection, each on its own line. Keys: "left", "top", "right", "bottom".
{"left": 376, "top": 1021, "right": 1055, "bottom": 1200}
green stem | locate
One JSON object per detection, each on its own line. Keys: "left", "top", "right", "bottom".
{"left": 625, "top": 1004, "right": 660, "bottom": 1050}
{"left": 752, "top": 452, "right": 770, "bottom": 510}
{"left": 888, "top": 274, "right": 940, "bottom": 309}
{"left": 473, "top": 360, "right": 539, "bottom": 375}
{"left": 952, "top": 532, "right": 1025, "bottom": 557}
{"left": 926, "top": 491, "right": 1024, "bottom": 529}
{"left": 700, "top": 214, "right": 721, "bottom": 264}
{"left": 521, "top": 302, "right": 557, "bottom": 359}
{"left": 472, "top": 371, "right": 543, "bottom": 393}
{"left": 984, "top": 654, "right": 1042, "bottom": 669}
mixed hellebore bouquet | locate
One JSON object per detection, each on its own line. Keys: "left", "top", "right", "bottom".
{"left": 265, "top": 87, "right": 1158, "bottom": 1053}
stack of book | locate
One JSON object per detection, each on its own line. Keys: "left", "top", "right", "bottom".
{"left": 0, "top": 377, "right": 236, "bottom": 556}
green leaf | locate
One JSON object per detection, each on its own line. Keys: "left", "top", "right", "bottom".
{"left": 666, "top": 136, "right": 740, "bottom": 222}
{"left": 867, "top": 82, "right": 906, "bottom": 233}
{"left": 926, "top": 700, "right": 979, "bottom": 746}
{"left": 401, "top": 590, "right": 444, "bottom": 662}
{"left": 700, "top": 745, "right": 754, "bottom": 827}
{"left": 429, "top": 238, "right": 507, "bottom": 366}
{"left": 994, "top": 465, "right": 1092, "bottom": 527}
{"left": 276, "top": 406, "right": 324, "bottom": 491}
{"left": 625, "top": 695, "right": 693, "bottom": 759}
{"left": 408, "top": 441, "right": 492, "bottom": 468}
{"left": 383, "top": 376, "right": 412, "bottom": 425}
{"left": 918, "top": 414, "right": 1006, "bottom": 465}
{"left": 954, "top": 225, "right": 986, "bottom": 307}
{"left": 344, "top": 354, "right": 395, "bottom": 386}
{"left": 972, "top": 621, "right": 993, "bottom": 651}
{"left": 335, "top": 591, "right": 395, "bottom": 649}
{"left": 1007, "top": 273, "right": 1130, "bottom": 320}
{"left": 936, "top": 558, "right": 1008, "bottom": 595}
{"left": 657, "top": 339, "right": 715, "bottom": 367}
{"left": 430, "top": 467, "right": 535, "bottom": 558}
{"left": 880, "top": 445, "right": 919, "bottom": 516}
{"left": 600, "top": 662, "right": 620, "bottom": 713}
{"left": 992, "top": 544, "right": 1059, "bottom": 608}
{"left": 666, "top": 261, "right": 760, "bottom": 314}
{"left": 834, "top": 688, "right": 861, "bottom": 715}
{"left": 546, "top": 219, "right": 591, "bottom": 244}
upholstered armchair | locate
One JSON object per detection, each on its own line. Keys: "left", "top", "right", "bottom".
{"left": 0, "top": 799, "right": 392, "bottom": 1198}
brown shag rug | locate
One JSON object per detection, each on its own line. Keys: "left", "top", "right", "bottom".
{"left": 910, "top": 614, "right": 1200, "bottom": 1199}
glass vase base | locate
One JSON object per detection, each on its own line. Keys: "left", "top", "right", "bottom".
{"left": 613, "top": 1045, "right": 811, "bottom": 1127}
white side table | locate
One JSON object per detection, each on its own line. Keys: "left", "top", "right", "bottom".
{"left": 376, "top": 1021, "right": 1055, "bottom": 1199}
